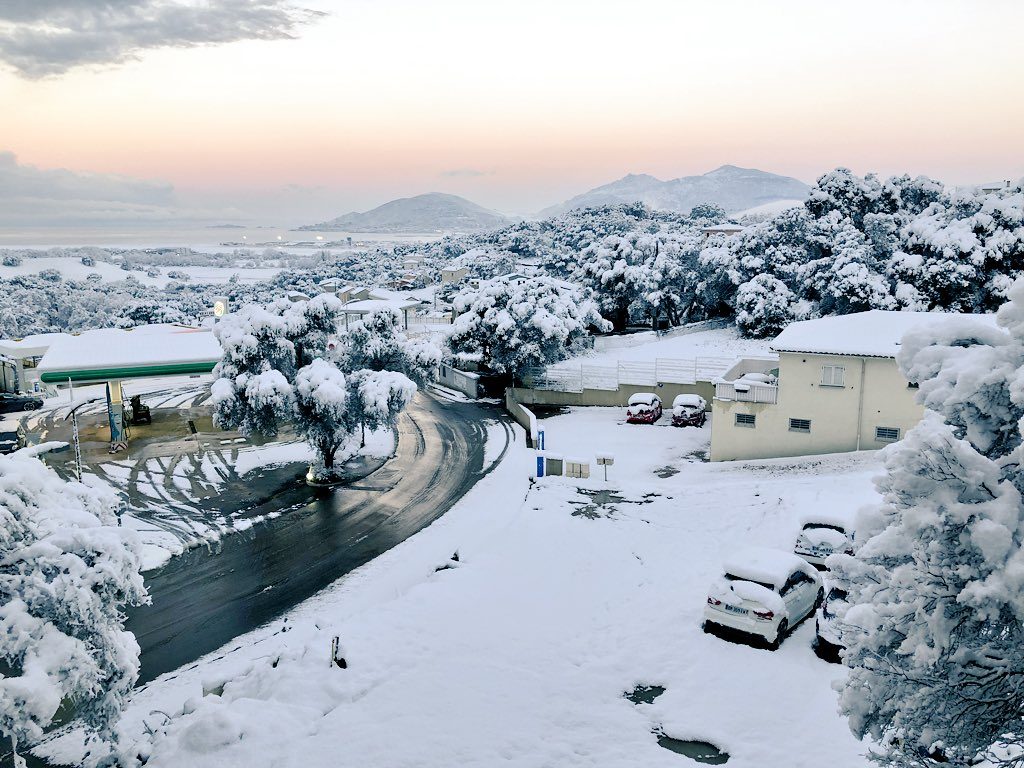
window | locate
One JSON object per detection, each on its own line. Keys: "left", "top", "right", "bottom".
{"left": 735, "top": 413, "right": 756, "bottom": 428}
{"left": 789, "top": 418, "right": 811, "bottom": 433}
{"left": 820, "top": 365, "right": 845, "bottom": 387}
{"left": 907, "top": 382, "right": 920, "bottom": 389}
{"left": 875, "top": 426, "right": 900, "bottom": 442}
{"left": 782, "top": 571, "right": 813, "bottom": 596}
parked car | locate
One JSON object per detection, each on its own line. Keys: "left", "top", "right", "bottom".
{"left": 814, "top": 585, "right": 851, "bottom": 662}
{"left": 0, "top": 393, "right": 44, "bottom": 414}
{"left": 0, "top": 431, "right": 20, "bottom": 455}
{"left": 703, "top": 547, "right": 824, "bottom": 649}
{"left": 671, "top": 394, "right": 707, "bottom": 427}
{"left": 794, "top": 513, "right": 855, "bottom": 569}
{"left": 625, "top": 393, "right": 662, "bottom": 424}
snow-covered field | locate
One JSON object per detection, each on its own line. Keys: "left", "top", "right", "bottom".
{"left": 0, "top": 256, "right": 283, "bottom": 286}
{"left": 553, "top": 324, "right": 771, "bottom": 370}
{"left": 42, "top": 407, "right": 882, "bottom": 767}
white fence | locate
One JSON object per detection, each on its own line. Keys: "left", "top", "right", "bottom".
{"left": 523, "top": 356, "right": 733, "bottom": 393}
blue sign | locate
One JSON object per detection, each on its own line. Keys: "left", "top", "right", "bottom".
{"left": 536, "top": 455, "right": 544, "bottom": 478}
{"left": 537, "top": 429, "right": 545, "bottom": 450}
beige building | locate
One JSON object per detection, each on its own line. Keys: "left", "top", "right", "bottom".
{"left": 709, "top": 310, "right": 996, "bottom": 461}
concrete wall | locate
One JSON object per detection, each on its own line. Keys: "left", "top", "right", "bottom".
{"left": 710, "top": 352, "right": 924, "bottom": 461}
{"left": 438, "top": 364, "right": 480, "bottom": 399}
{"left": 505, "top": 389, "right": 538, "bottom": 446}
{"left": 508, "top": 381, "right": 714, "bottom": 409}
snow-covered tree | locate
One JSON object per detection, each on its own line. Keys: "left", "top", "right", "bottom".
{"left": 448, "top": 276, "right": 609, "bottom": 377}
{"left": 574, "top": 234, "right": 655, "bottom": 330}
{"left": 0, "top": 454, "right": 147, "bottom": 763}
{"left": 832, "top": 279, "right": 1024, "bottom": 765}
{"left": 212, "top": 301, "right": 436, "bottom": 481}
{"left": 734, "top": 274, "right": 799, "bottom": 338}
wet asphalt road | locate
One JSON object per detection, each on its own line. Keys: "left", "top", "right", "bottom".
{"left": 127, "top": 392, "right": 508, "bottom": 684}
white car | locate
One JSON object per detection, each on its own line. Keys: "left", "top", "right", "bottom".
{"left": 794, "top": 512, "right": 855, "bottom": 569}
{"left": 703, "top": 547, "right": 824, "bottom": 649}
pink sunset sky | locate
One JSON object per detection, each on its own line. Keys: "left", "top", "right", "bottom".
{"left": 0, "top": 0, "right": 1021, "bottom": 225}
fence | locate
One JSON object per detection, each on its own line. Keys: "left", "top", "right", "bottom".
{"left": 522, "top": 356, "right": 733, "bottom": 393}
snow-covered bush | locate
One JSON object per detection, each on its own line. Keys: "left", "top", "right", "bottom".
{"left": 832, "top": 278, "right": 1024, "bottom": 765}
{"left": 447, "top": 276, "right": 609, "bottom": 377}
{"left": 0, "top": 454, "right": 147, "bottom": 762}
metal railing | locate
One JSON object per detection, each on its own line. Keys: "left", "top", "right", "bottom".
{"left": 713, "top": 381, "right": 779, "bottom": 404}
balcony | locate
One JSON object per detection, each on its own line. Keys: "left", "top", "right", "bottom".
{"left": 713, "top": 355, "right": 780, "bottom": 405}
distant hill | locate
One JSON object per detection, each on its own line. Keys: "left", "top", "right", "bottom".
{"left": 300, "top": 193, "right": 512, "bottom": 233}
{"left": 540, "top": 165, "right": 810, "bottom": 217}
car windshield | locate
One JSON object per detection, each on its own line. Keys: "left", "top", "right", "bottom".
{"left": 724, "top": 573, "right": 776, "bottom": 592}
{"left": 802, "top": 523, "right": 846, "bottom": 534}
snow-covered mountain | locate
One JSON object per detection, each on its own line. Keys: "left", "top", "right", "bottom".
{"left": 301, "top": 193, "right": 512, "bottom": 233}
{"left": 540, "top": 165, "right": 810, "bottom": 217}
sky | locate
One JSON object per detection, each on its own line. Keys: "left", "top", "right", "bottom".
{"left": 0, "top": 0, "right": 1021, "bottom": 227}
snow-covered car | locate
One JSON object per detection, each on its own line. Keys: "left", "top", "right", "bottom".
{"left": 625, "top": 393, "right": 662, "bottom": 424}
{"left": 814, "top": 585, "right": 851, "bottom": 661}
{"left": 670, "top": 394, "right": 707, "bottom": 427}
{"left": 793, "top": 513, "right": 855, "bottom": 569}
{"left": 703, "top": 547, "right": 824, "bottom": 649}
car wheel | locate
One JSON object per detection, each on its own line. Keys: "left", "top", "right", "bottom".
{"left": 769, "top": 619, "right": 789, "bottom": 651}
{"left": 814, "top": 588, "right": 825, "bottom": 610}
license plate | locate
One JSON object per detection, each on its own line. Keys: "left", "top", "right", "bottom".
{"left": 722, "top": 604, "right": 747, "bottom": 615}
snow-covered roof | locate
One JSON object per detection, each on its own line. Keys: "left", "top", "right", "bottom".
{"left": 341, "top": 299, "right": 419, "bottom": 315}
{"left": 721, "top": 547, "right": 813, "bottom": 590}
{"left": 771, "top": 310, "right": 999, "bottom": 358}
{"left": 37, "top": 325, "right": 221, "bottom": 384}
{"left": 0, "top": 332, "right": 72, "bottom": 359}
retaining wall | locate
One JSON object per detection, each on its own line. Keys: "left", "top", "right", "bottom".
{"left": 507, "top": 380, "right": 715, "bottom": 409}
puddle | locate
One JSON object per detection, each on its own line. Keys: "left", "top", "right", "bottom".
{"left": 656, "top": 734, "right": 729, "bottom": 764}
{"left": 569, "top": 489, "right": 661, "bottom": 519}
{"left": 654, "top": 465, "right": 679, "bottom": 478}
{"left": 624, "top": 684, "right": 665, "bottom": 705}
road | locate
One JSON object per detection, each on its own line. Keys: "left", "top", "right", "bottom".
{"left": 128, "top": 392, "right": 510, "bottom": 684}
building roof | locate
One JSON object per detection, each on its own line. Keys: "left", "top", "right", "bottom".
{"left": 340, "top": 298, "right": 419, "bottom": 315}
{"left": 770, "top": 310, "right": 999, "bottom": 358}
{"left": 0, "top": 332, "right": 72, "bottom": 359}
{"left": 37, "top": 325, "right": 221, "bottom": 384}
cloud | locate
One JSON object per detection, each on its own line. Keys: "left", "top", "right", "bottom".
{"left": 0, "top": 151, "right": 241, "bottom": 225}
{"left": 440, "top": 168, "right": 494, "bottom": 178}
{"left": 0, "top": 0, "right": 324, "bottom": 78}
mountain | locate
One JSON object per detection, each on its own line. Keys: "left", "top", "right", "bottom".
{"left": 300, "top": 193, "right": 512, "bottom": 233}
{"left": 539, "top": 165, "right": 810, "bottom": 217}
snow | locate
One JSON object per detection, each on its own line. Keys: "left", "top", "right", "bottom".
{"left": 721, "top": 546, "right": 815, "bottom": 590}
{"left": 39, "top": 405, "right": 882, "bottom": 768}
{"left": 770, "top": 310, "right": 1000, "bottom": 358}
{"left": 713, "top": 577, "right": 786, "bottom": 615}
{"left": 38, "top": 325, "right": 221, "bottom": 374}
{"left": 232, "top": 441, "right": 315, "bottom": 477}
{"left": 627, "top": 392, "right": 659, "bottom": 406}
{"left": 671, "top": 394, "right": 705, "bottom": 409}
{"left": 799, "top": 509, "right": 855, "bottom": 532}
{"left": 0, "top": 256, "right": 281, "bottom": 287}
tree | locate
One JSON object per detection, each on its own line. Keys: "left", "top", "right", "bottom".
{"left": 0, "top": 453, "right": 147, "bottom": 764}
{"left": 574, "top": 233, "right": 654, "bottom": 330}
{"left": 212, "top": 301, "right": 437, "bottom": 481}
{"left": 734, "top": 274, "right": 799, "bottom": 338}
{"left": 832, "top": 280, "right": 1024, "bottom": 766}
{"left": 448, "top": 276, "right": 609, "bottom": 377}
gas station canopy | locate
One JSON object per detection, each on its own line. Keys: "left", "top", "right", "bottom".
{"left": 37, "top": 325, "right": 222, "bottom": 385}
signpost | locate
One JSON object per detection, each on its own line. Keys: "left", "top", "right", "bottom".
{"left": 595, "top": 453, "right": 615, "bottom": 482}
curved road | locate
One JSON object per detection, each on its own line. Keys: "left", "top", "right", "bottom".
{"left": 128, "top": 392, "right": 510, "bottom": 684}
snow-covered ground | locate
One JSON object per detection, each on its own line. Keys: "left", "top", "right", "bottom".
{"left": 41, "top": 407, "right": 881, "bottom": 767}
{"left": 552, "top": 324, "right": 771, "bottom": 370}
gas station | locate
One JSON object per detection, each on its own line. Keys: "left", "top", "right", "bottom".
{"left": 35, "top": 325, "right": 222, "bottom": 451}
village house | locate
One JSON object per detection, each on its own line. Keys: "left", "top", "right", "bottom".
{"left": 709, "top": 310, "right": 998, "bottom": 461}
